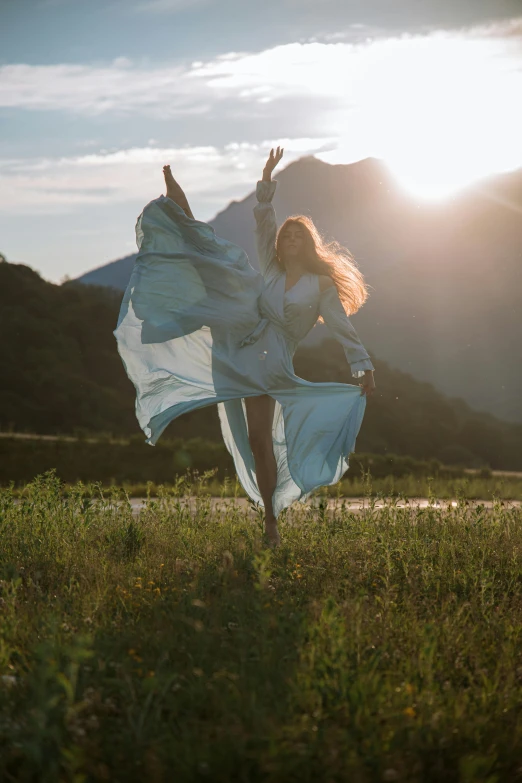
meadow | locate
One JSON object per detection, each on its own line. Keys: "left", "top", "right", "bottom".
{"left": 1, "top": 471, "right": 522, "bottom": 782}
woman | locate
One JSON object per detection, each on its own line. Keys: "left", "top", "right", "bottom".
{"left": 114, "top": 147, "right": 375, "bottom": 546}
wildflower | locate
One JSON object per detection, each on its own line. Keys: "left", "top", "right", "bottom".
{"left": 148, "top": 580, "right": 155, "bottom": 585}
{"left": 160, "top": 564, "right": 164, "bottom": 568}
{"left": 154, "top": 587, "right": 161, "bottom": 595}
{"left": 193, "top": 668, "right": 204, "bottom": 677}
{"left": 404, "top": 706, "right": 416, "bottom": 718}
{"left": 128, "top": 649, "right": 136, "bottom": 656}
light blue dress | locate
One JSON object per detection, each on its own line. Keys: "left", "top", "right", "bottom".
{"left": 114, "top": 178, "right": 375, "bottom": 516}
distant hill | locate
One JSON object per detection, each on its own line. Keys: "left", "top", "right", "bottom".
{"left": 4, "top": 258, "right": 522, "bottom": 469}
{"left": 78, "top": 253, "right": 138, "bottom": 290}
{"left": 76, "top": 156, "right": 522, "bottom": 423}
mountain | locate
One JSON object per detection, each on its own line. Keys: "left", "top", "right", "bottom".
{"left": 78, "top": 253, "right": 138, "bottom": 290}
{"left": 0, "top": 261, "right": 136, "bottom": 435}
{"left": 76, "top": 156, "right": 522, "bottom": 423}
{"left": 3, "top": 258, "right": 522, "bottom": 469}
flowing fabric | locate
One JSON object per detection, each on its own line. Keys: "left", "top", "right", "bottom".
{"left": 114, "top": 179, "right": 374, "bottom": 516}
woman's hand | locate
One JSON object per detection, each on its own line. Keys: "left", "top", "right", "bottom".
{"left": 359, "top": 370, "right": 376, "bottom": 398}
{"left": 262, "top": 146, "right": 284, "bottom": 182}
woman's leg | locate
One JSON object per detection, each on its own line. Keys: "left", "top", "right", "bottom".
{"left": 244, "top": 395, "right": 280, "bottom": 545}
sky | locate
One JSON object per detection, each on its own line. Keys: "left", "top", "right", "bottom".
{"left": 1, "top": 0, "right": 521, "bottom": 282}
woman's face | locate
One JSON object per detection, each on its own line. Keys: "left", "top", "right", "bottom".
{"left": 280, "top": 223, "right": 305, "bottom": 264}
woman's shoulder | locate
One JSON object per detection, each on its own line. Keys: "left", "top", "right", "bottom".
{"left": 317, "top": 275, "right": 335, "bottom": 293}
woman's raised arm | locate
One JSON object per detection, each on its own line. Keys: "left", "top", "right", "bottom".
{"left": 253, "top": 146, "right": 284, "bottom": 281}
{"left": 163, "top": 165, "right": 194, "bottom": 219}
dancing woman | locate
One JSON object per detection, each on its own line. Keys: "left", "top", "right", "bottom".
{"left": 114, "top": 147, "right": 375, "bottom": 545}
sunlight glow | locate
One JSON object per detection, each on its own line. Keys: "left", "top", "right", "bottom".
{"left": 352, "top": 32, "right": 522, "bottom": 199}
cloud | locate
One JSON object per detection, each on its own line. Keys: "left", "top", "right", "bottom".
{"left": 1, "top": 18, "right": 521, "bottom": 212}
{"left": 469, "top": 16, "right": 522, "bottom": 38}
{"left": 132, "top": 0, "right": 212, "bottom": 13}
{"left": 1, "top": 19, "right": 520, "bottom": 120}
{"left": 0, "top": 138, "right": 335, "bottom": 216}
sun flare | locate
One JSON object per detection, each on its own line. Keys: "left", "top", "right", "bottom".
{"left": 336, "top": 30, "right": 522, "bottom": 200}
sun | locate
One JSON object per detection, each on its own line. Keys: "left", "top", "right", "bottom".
{"left": 381, "top": 154, "right": 517, "bottom": 202}
{"left": 350, "top": 31, "right": 522, "bottom": 201}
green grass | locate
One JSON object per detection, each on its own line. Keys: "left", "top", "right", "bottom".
{"left": 1, "top": 471, "right": 522, "bottom": 782}
{"left": 334, "top": 473, "right": 522, "bottom": 501}
{"left": 9, "top": 470, "right": 522, "bottom": 501}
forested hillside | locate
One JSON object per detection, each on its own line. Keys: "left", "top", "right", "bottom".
{"left": 0, "top": 261, "right": 136, "bottom": 434}
{"left": 3, "top": 258, "right": 522, "bottom": 469}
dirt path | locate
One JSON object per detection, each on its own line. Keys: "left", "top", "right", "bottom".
{"left": 129, "top": 496, "right": 522, "bottom": 516}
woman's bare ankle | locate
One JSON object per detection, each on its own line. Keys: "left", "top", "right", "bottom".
{"left": 264, "top": 516, "right": 280, "bottom": 547}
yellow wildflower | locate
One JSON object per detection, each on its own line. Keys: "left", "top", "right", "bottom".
{"left": 404, "top": 707, "right": 416, "bottom": 718}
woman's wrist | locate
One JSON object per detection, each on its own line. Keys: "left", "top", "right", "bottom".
{"left": 261, "top": 168, "right": 272, "bottom": 182}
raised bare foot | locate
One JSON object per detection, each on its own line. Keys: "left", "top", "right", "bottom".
{"left": 163, "top": 164, "right": 176, "bottom": 195}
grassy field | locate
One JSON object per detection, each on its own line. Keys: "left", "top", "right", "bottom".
{"left": 1, "top": 471, "right": 522, "bottom": 782}
{"left": 9, "top": 470, "right": 522, "bottom": 502}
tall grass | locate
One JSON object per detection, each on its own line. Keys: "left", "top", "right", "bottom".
{"left": 1, "top": 471, "right": 522, "bottom": 781}
{"left": 10, "top": 471, "right": 522, "bottom": 501}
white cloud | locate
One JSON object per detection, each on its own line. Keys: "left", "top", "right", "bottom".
{"left": 132, "top": 0, "right": 212, "bottom": 13}
{"left": 470, "top": 16, "right": 522, "bottom": 38}
{"left": 0, "top": 138, "right": 335, "bottom": 216}
{"left": 1, "top": 19, "right": 521, "bottom": 212}
{"left": 1, "top": 19, "right": 519, "bottom": 121}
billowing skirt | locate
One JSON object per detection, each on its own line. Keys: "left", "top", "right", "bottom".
{"left": 114, "top": 195, "right": 366, "bottom": 516}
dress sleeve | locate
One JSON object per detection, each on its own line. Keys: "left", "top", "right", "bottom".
{"left": 318, "top": 285, "right": 375, "bottom": 378}
{"left": 253, "top": 179, "right": 279, "bottom": 281}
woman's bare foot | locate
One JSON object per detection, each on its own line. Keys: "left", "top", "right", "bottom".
{"left": 163, "top": 164, "right": 176, "bottom": 197}
{"left": 264, "top": 518, "right": 281, "bottom": 548}
{"left": 162, "top": 164, "right": 194, "bottom": 218}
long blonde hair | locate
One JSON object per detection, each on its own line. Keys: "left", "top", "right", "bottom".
{"left": 275, "top": 215, "right": 369, "bottom": 319}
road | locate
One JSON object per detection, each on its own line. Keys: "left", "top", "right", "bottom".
{"left": 129, "top": 496, "right": 522, "bottom": 517}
